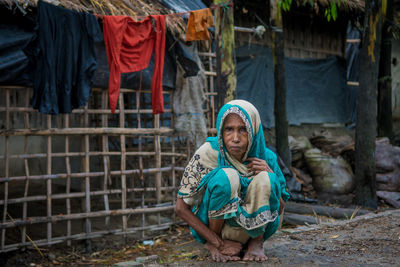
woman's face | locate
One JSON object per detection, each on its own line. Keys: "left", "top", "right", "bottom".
{"left": 222, "top": 113, "right": 248, "bottom": 162}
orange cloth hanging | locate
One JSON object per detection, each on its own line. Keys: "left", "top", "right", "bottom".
{"left": 186, "top": 8, "right": 214, "bottom": 41}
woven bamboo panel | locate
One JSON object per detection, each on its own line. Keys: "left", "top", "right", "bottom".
{"left": 0, "top": 47, "right": 217, "bottom": 252}
{"left": 282, "top": 11, "right": 347, "bottom": 59}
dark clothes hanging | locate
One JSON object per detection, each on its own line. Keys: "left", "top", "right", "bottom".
{"left": 165, "top": 34, "right": 200, "bottom": 78}
{"left": 30, "top": 1, "right": 102, "bottom": 114}
{"left": 0, "top": 24, "right": 35, "bottom": 86}
{"left": 0, "top": 5, "right": 36, "bottom": 86}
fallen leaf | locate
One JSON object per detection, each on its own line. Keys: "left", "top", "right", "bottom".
{"left": 330, "top": 235, "right": 340, "bottom": 239}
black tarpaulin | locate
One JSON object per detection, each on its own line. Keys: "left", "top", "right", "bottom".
{"left": 236, "top": 44, "right": 350, "bottom": 128}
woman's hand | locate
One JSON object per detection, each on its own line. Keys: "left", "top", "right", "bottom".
{"left": 247, "top": 157, "right": 273, "bottom": 175}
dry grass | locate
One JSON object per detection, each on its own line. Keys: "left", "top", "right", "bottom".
{"left": 1, "top": 0, "right": 187, "bottom": 35}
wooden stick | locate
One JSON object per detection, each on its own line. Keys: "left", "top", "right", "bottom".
{"left": 347, "top": 81, "right": 360, "bottom": 86}
{"left": 91, "top": 87, "right": 173, "bottom": 95}
{"left": 0, "top": 86, "right": 174, "bottom": 94}
{"left": 72, "top": 108, "right": 172, "bottom": 114}
{"left": 204, "top": 92, "right": 218, "bottom": 96}
{"left": 0, "top": 107, "right": 172, "bottom": 114}
{"left": 0, "top": 127, "right": 174, "bottom": 136}
{"left": 83, "top": 105, "right": 92, "bottom": 252}
{"left": 0, "top": 186, "right": 178, "bottom": 205}
{"left": 198, "top": 51, "right": 216, "bottom": 57}
{"left": 137, "top": 90, "right": 145, "bottom": 238}
{"left": 204, "top": 71, "right": 217, "bottom": 76}
{"left": 46, "top": 115, "right": 52, "bottom": 244}
{"left": 108, "top": 197, "right": 176, "bottom": 203}
{"left": 0, "top": 151, "right": 187, "bottom": 159}
{"left": 0, "top": 166, "right": 184, "bottom": 182}
{"left": 346, "top": 38, "right": 361, "bottom": 43}
{"left": 205, "top": 45, "right": 212, "bottom": 129}
{"left": 119, "top": 93, "right": 128, "bottom": 235}
{"left": 209, "top": 44, "right": 216, "bottom": 129}
{"left": 154, "top": 114, "right": 162, "bottom": 226}
{"left": 170, "top": 91, "right": 177, "bottom": 223}
{"left": 101, "top": 89, "right": 111, "bottom": 226}
{"left": 172, "top": 134, "right": 177, "bottom": 223}
{"left": 0, "top": 206, "right": 175, "bottom": 229}
{"left": 1, "top": 88, "right": 10, "bottom": 250}
{"left": 22, "top": 91, "right": 31, "bottom": 246}
{"left": 154, "top": 114, "right": 162, "bottom": 204}
{"left": 64, "top": 114, "right": 72, "bottom": 246}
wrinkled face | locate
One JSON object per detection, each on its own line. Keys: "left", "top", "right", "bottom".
{"left": 222, "top": 113, "right": 249, "bottom": 162}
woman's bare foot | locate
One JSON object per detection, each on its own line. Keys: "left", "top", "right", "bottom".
{"left": 219, "top": 239, "right": 242, "bottom": 256}
{"left": 204, "top": 242, "right": 241, "bottom": 262}
{"left": 243, "top": 235, "right": 268, "bottom": 262}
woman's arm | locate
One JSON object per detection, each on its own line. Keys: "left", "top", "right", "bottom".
{"left": 175, "top": 198, "right": 223, "bottom": 248}
{"left": 175, "top": 198, "right": 242, "bottom": 257}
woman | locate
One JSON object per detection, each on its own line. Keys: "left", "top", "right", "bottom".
{"left": 175, "top": 100, "right": 290, "bottom": 262}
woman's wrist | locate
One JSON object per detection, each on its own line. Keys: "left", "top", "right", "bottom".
{"left": 211, "top": 236, "right": 223, "bottom": 249}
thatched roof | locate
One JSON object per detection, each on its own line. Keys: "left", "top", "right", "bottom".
{"left": 305, "top": 0, "right": 365, "bottom": 13}
{"left": 280, "top": 0, "right": 365, "bottom": 22}
{"left": 1, "top": 0, "right": 187, "bottom": 35}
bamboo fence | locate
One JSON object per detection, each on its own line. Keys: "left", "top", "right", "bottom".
{"left": 0, "top": 49, "right": 217, "bottom": 252}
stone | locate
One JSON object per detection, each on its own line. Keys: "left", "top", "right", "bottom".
{"left": 135, "top": 255, "right": 158, "bottom": 263}
{"left": 112, "top": 261, "right": 143, "bottom": 267}
{"left": 376, "top": 138, "right": 400, "bottom": 192}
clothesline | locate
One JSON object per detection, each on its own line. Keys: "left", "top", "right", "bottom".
{"left": 94, "top": 1, "right": 233, "bottom": 20}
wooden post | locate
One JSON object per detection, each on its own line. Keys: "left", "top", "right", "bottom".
{"left": 377, "top": 0, "right": 393, "bottom": 139}
{"left": 214, "top": 1, "right": 236, "bottom": 109}
{"left": 355, "top": 0, "right": 381, "bottom": 209}
{"left": 272, "top": 1, "right": 291, "bottom": 167}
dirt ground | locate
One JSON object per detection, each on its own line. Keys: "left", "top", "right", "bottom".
{"left": 2, "top": 208, "right": 399, "bottom": 267}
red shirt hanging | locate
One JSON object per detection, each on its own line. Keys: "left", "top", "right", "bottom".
{"left": 103, "top": 15, "right": 166, "bottom": 114}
